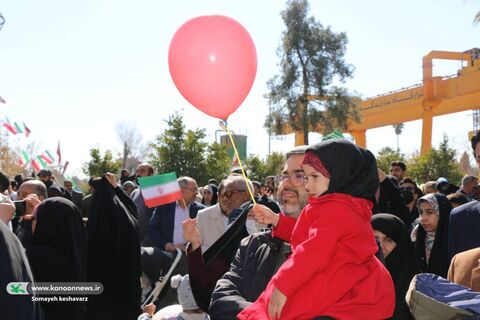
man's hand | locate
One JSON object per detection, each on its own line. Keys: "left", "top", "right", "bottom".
{"left": 268, "top": 286, "right": 287, "bottom": 320}
{"left": 182, "top": 218, "right": 201, "bottom": 251}
{"left": 253, "top": 204, "right": 279, "bottom": 227}
{"left": 164, "top": 242, "right": 176, "bottom": 252}
{"left": 24, "top": 194, "right": 42, "bottom": 216}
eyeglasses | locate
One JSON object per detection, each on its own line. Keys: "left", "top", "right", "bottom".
{"left": 274, "top": 172, "right": 305, "bottom": 187}
{"left": 401, "top": 186, "right": 415, "bottom": 192}
{"left": 182, "top": 186, "right": 198, "bottom": 193}
{"left": 221, "top": 190, "right": 246, "bottom": 199}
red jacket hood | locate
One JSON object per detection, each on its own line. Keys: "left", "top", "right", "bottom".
{"left": 308, "top": 193, "right": 374, "bottom": 221}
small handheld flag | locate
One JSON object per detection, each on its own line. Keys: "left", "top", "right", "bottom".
{"left": 138, "top": 172, "right": 183, "bottom": 208}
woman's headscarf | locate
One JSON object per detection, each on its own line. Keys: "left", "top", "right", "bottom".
{"left": 414, "top": 193, "right": 452, "bottom": 277}
{"left": 303, "top": 139, "right": 379, "bottom": 203}
{"left": 372, "top": 213, "right": 419, "bottom": 320}
{"left": 26, "top": 197, "right": 86, "bottom": 320}
{"left": 86, "top": 176, "right": 141, "bottom": 320}
{"left": 201, "top": 184, "right": 218, "bottom": 206}
{"left": 27, "top": 197, "right": 86, "bottom": 283}
{"left": 0, "top": 220, "right": 44, "bottom": 320}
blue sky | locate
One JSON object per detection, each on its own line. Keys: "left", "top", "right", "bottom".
{"left": 1, "top": 0, "right": 479, "bottom": 177}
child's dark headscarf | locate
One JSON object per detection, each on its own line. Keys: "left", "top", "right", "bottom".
{"left": 303, "top": 139, "right": 379, "bottom": 203}
{"left": 414, "top": 193, "right": 452, "bottom": 278}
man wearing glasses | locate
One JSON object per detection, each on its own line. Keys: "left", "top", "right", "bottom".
{"left": 209, "top": 146, "right": 309, "bottom": 319}
{"left": 142, "top": 176, "right": 205, "bottom": 307}
{"left": 399, "top": 178, "right": 423, "bottom": 228}
{"left": 14, "top": 180, "right": 48, "bottom": 247}
{"left": 195, "top": 176, "right": 252, "bottom": 252}
{"left": 147, "top": 176, "right": 205, "bottom": 253}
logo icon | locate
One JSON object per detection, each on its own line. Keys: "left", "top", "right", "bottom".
{"left": 6, "top": 282, "right": 29, "bottom": 295}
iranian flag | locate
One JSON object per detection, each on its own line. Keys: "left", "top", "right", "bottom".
{"left": 23, "top": 122, "right": 31, "bottom": 137}
{"left": 18, "top": 150, "right": 30, "bottom": 166}
{"left": 13, "top": 122, "right": 23, "bottom": 134}
{"left": 2, "top": 121, "right": 17, "bottom": 135}
{"left": 138, "top": 172, "right": 182, "bottom": 208}
{"left": 31, "top": 159, "right": 41, "bottom": 173}
{"left": 36, "top": 155, "right": 47, "bottom": 168}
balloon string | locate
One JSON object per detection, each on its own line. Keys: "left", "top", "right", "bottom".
{"left": 224, "top": 124, "right": 256, "bottom": 205}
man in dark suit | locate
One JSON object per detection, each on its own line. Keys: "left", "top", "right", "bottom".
{"left": 142, "top": 176, "right": 205, "bottom": 307}
{"left": 64, "top": 180, "right": 84, "bottom": 209}
{"left": 147, "top": 176, "right": 205, "bottom": 252}
{"left": 448, "top": 132, "right": 480, "bottom": 261}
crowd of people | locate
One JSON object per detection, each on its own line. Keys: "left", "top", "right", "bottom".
{"left": 2, "top": 132, "right": 480, "bottom": 320}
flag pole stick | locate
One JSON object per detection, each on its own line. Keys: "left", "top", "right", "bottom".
{"left": 181, "top": 198, "right": 187, "bottom": 209}
{"left": 223, "top": 122, "right": 256, "bottom": 205}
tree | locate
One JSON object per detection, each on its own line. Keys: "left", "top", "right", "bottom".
{"left": 458, "top": 151, "right": 478, "bottom": 176}
{"left": 245, "top": 155, "right": 265, "bottom": 183}
{"left": 0, "top": 133, "right": 26, "bottom": 177}
{"left": 392, "top": 123, "right": 404, "bottom": 153}
{"left": 115, "top": 121, "right": 151, "bottom": 172}
{"left": 246, "top": 152, "right": 285, "bottom": 183}
{"left": 150, "top": 112, "right": 231, "bottom": 186}
{"left": 376, "top": 147, "right": 405, "bottom": 173}
{"left": 82, "top": 147, "right": 122, "bottom": 177}
{"left": 407, "top": 135, "right": 463, "bottom": 185}
{"left": 204, "top": 142, "right": 231, "bottom": 185}
{"left": 265, "top": 0, "right": 360, "bottom": 145}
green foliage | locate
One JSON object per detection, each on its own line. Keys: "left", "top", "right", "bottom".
{"left": 205, "top": 142, "right": 232, "bottom": 184}
{"left": 265, "top": 0, "right": 360, "bottom": 144}
{"left": 150, "top": 112, "right": 231, "bottom": 186}
{"left": 82, "top": 148, "right": 121, "bottom": 177}
{"left": 407, "top": 136, "right": 463, "bottom": 185}
{"left": 376, "top": 147, "right": 405, "bottom": 173}
{"left": 0, "top": 132, "right": 26, "bottom": 177}
{"left": 246, "top": 152, "right": 285, "bottom": 183}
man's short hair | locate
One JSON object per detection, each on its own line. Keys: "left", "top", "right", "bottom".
{"left": 178, "top": 177, "right": 196, "bottom": 189}
{"left": 461, "top": 175, "right": 478, "bottom": 187}
{"left": 145, "top": 164, "right": 154, "bottom": 175}
{"left": 223, "top": 175, "right": 253, "bottom": 193}
{"left": 36, "top": 169, "right": 52, "bottom": 178}
{"left": 21, "top": 180, "right": 48, "bottom": 199}
{"left": 471, "top": 131, "right": 480, "bottom": 155}
{"left": 447, "top": 192, "right": 469, "bottom": 206}
{"left": 286, "top": 145, "right": 308, "bottom": 159}
{"left": 34, "top": 181, "right": 48, "bottom": 199}
{"left": 390, "top": 161, "right": 406, "bottom": 171}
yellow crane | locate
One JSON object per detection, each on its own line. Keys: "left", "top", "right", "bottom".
{"left": 291, "top": 48, "right": 480, "bottom": 155}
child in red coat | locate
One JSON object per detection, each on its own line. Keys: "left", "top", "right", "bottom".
{"left": 238, "top": 139, "right": 395, "bottom": 320}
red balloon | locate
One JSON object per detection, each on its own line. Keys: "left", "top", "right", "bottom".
{"left": 168, "top": 15, "right": 257, "bottom": 120}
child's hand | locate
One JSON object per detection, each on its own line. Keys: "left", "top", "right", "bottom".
{"left": 253, "top": 204, "right": 279, "bottom": 227}
{"left": 143, "top": 303, "right": 156, "bottom": 316}
{"left": 268, "top": 286, "right": 287, "bottom": 320}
